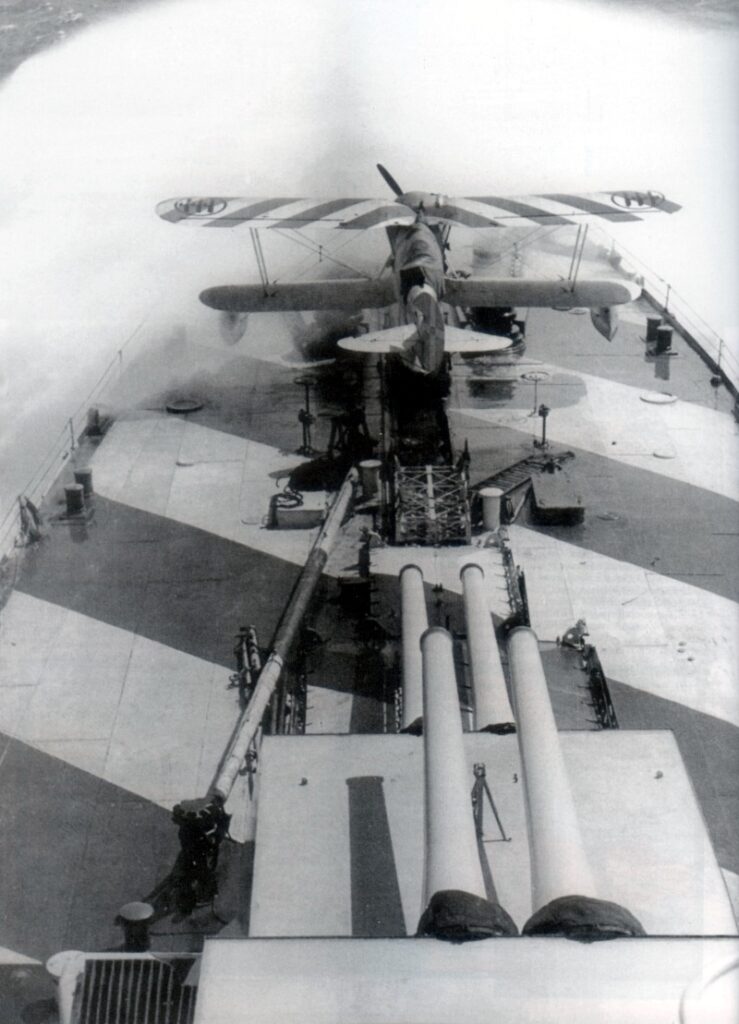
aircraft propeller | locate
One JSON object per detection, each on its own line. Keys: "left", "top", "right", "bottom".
{"left": 377, "top": 163, "right": 450, "bottom": 219}
{"left": 376, "top": 163, "right": 404, "bottom": 198}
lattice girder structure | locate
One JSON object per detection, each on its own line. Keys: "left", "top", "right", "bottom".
{"left": 394, "top": 464, "right": 471, "bottom": 546}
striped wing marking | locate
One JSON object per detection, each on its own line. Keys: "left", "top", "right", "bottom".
{"left": 156, "top": 197, "right": 415, "bottom": 230}
{"left": 156, "top": 191, "right": 680, "bottom": 230}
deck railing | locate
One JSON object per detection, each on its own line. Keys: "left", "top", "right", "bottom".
{"left": 2, "top": 239, "right": 736, "bottom": 564}
{"left": 0, "top": 320, "right": 147, "bottom": 564}
{"left": 598, "top": 230, "right": 739, "bottom": 396}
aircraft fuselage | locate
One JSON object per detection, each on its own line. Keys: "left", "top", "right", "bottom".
{"left": 390, "top": 220, "right": 448, "bottom": 375}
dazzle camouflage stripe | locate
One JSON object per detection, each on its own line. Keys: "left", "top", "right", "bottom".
{"left": 203, "top": 197, "right": 301, "bottom": 227}
{"left": 158, "top": 205, "right": 190, "bottom": 223}
{"left": 337, "top": 204, "right": 415, "bottom": 229}
{"left": 204, "top": 198, "right": 407, "bottom": 230}
{"left": 158, "top": 190, "right": 678, "bottom": 229}
{"left": 434, "top": 203, "right": 503, "bottom": 227}
{"left": 542, "top": 193, "right": 642, "bottom": 222}
{"left": 470, "top": 196, "right": 574, "bottom": 225}
{"left": 266, "top": 197, "right": 375, "bottom": 229}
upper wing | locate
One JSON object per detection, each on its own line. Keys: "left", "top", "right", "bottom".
{"left": 445, "top": 277, "right": 641, "bottom": 308}
{"left": 436, "top": 191, "right": 681, "bottom": 227}
{"left": 157, "top": 190, "right": 679, "bottom": 231}
{"left": 156, "top": 197, "right": 415, "bottom": 230}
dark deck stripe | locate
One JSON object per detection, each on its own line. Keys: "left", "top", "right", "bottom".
{"left": 203, "top": 197, "right": 301, "bottom": 227}
{"left": 268, "top": 198, "right": 371, "bottom": 230}
{"left": 470, "top": 196, "right": 573, "bottom": 225}
{"left": 0, "top": 734, "right": 177, "bottom": 960}
{"left": 607, "top": 678, "right": 739, "bottom": 875}
{"left": 16, "top": 497, "right": 303, "bottom": 668}
{"left": 452, "top": 412, "right": 738, "bottom": 605}
{"left": 542, "top": 193, "right": 642, "bottom": 221}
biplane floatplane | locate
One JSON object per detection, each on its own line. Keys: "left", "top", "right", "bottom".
{"left": 156, "top": 164, "right": 680, "bottom": 375}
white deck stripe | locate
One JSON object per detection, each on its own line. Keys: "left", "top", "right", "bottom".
{"left": 722, "top": 869, "right": 739, "bottom": 923}
{"left": 90, "top": 417, "right": 327, "bottom": 568}
{"left": 455, "top": 363, "right": 739, "bottom": 502}
{"left": 509, "top": 525, "right": 739, "bottom": 728}
{"left": 0, "top": 946, "right": 40, "bottom": 964}
{"left": 0, "top": 591, "right": 252, "bottom": 836}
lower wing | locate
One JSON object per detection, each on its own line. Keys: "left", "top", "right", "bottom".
{"left": 445, "top": 277, "right": 641, "bottom": 308}
{"left": 199, "top": 279, "right": 396, "bottom": 312}
{"left": 199, "top": 277, "right": 638, "bottom": 314}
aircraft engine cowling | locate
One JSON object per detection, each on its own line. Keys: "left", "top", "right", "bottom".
{"left": 591, "top": 306, "right": 618, "bottom": 341}
{"left": 397, "top": 191, "right": 448, "bottom": 212}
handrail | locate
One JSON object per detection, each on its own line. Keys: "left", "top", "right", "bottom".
{"left": 0, "top": 317, "right": 149, "bottom": 563}
{"left": 2, "top": 233, "right": 736, "bottom": 562}
{"left": 593, "top": 227, "right": 738, "bottom": 394}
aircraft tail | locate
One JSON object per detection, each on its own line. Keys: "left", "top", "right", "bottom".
{"left": 406, "top": 285, "right": 445, "bottom": 374}
{"left": 338, "top": 323, "right": 511, "bottom": 360}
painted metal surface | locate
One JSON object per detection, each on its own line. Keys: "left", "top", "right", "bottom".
{"left": 507, "top": 626, "right": 598, "bottom": 908}
{"left": 212, "top": 469, "right": 356, "bottom": 801}
{"left": 399, "top": 564, "right": 427, "bottom": 732}
{"left": 420, "top": 628, "right": 487, "bottom": 904}
{"left": 460, "top": 562, "right": 515, "bottom": 731}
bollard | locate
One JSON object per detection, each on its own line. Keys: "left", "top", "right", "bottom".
{"left": 460, "top": 563, "right": 515, "bottom": 733}
{"left": 507, "top": 627, "right": 644, "bottom": 939}
{"left": 117, "top": 901, "right": 154, "bottom": 951}
{"left": 399, "top": 564, "right": 427, "bottom": 733}
{"left": 358, "top": 459, "right": 382, "bottom": 500}
{"left": 479, "top": 487, "right": 503, "bottom": 530}
{"left": 64, "top": 484, "right": 84, "bottom": 516}
{"left": 646, "top": 316, "right": 662, "bottom": 343}
{"left": 86, "top": 407, "right": 102, "bottom": 436}
{"left": 416, "top": 628, "right": 517, "bottom": 940}
{"left": 74, "top": 467, "right": 93, "bottom": 498}
{"left": 656, "top": 325, "right": 673, "bottom": 354}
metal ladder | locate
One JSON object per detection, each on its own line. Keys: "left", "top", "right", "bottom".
{"left": 475, "top": 451, "right": 575, "bottom": 523}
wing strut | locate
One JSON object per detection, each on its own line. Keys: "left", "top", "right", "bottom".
{"left": 250, "top": 228, "right": 271, "bottom": 294}
{"left": 567, "top": 224, "right": 589, "bottom": 286}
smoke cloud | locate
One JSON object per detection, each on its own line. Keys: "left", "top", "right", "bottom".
{"left": 0, "top": 0, "right": 736, "bottom": 511}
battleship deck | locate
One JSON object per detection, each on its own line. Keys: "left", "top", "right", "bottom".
{"left": 0, "top": 290, "right": 737, "bottom": 1016}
